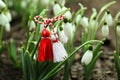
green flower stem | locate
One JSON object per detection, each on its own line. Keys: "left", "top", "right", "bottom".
{"left": 91, "top": 1, "right": 116, "bottom": 40}
{"left": 114, "top": 11, "right": 120, "bottom": 54}
{"left": 42, "top": 40, "right": 102, "bottom": 80}
{"left": 113, "top": 51, "right": 120, "bottom": 80}
{"left": 0, "top": 26, "right": 3, "bottom": 45}
{"left": 96, "top": 1, "right": 116, "bottom": 21}
{"left": 113, "top": 12, "right": 120, "bottom": 80}
{"left": 84, "top": 51, "right": 103, "bottom": 80}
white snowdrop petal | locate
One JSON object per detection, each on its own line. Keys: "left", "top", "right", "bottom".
{"left": 105, "top": 14, "right": 113, "bottom": 27}
{"left": 102, "top": 25, "right": 109, "bottom": 37}
{"left": 75, "top": 14, "right": 82, "bottom": 25}
{"left": 41, "top": 0, "right": 49, "bottom": 6}
{"left": 0, "top": 13, "right": 9, "bottom": 26}
{"left": 58, "top": 30, "right": 68, "bottom": 43}
{"left": 5, "top": 11, "right": 12, "bottom": 22}
{"left": 29, "top": 20, "right": 36, "bottom": 30}
{"left": 116, "top": 26, "right": 120, "bottom": 37}
{"left": 81, "top": 17, "right": 89, "bottom": 28}
{"left": 21, "top": 0, "right": 27, "bottom": 9}
{"left": 81, "top": 50, "right": 93, "bottom": 65}
{"left": 53, "top": 3, "right": 62, "bottom": 15}
{"left": 63, "top": 22, "right": 72, "bottom": 39}
{"left": 0, "top": 0, "right": 6, "bottom": 9}
{"left": 4, "top": 23, "right": 11, "bottom": 32}
{"left": 58, "top": 0, "right": 65, "bottom": 6}
{"left": 64, "top": 11, "right": 72, "bottom": 20}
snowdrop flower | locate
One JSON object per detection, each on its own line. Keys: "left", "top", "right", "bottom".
{"left": 0, "top": 0, "right": 6, "bottom": 9}
{"left": 58, "top": 29, "right": 68, "bottom": 43}
{"left": 75, "top": 14, "right": 82, "bottom": 25}
{"left": 58, "top": 0, "right": 66, "bottom": 6}
{"left": 4, "top": 23, "right": 11, "bottom": 32}
{"left": 102, "top": 23, "right": 109, "bottom": 37}
{"left": 21, "top": 1, "right": 27, "bottom": 9}
{"left": 116, "top": 24, "right": 120, "bottom": 37}
{"left": 90, "top": 18, "right": 98, "bottom": 29}
{"left": 105, "top": 11, "right": 113, "bottom": 27}
{"left": 5, "top": 11, "right": 12, "bottom": 22}
{"left": 81, "top": 50, "right": 93, "bottom": 65}
{"left": 0, "top": 13, "right": 9, "bottom": 26}
{"left": 53, "top": 3, "right": 62, "bottom": 15}
{"left": 62, "top": 7, "right": 72, "bottom": 20}
{"left": 28, "top": 20, "right": 36, "bottom": 31}
{"left": 81, "top": 16, "right": 89, "bottom": 28}
{"left": 63, "top": 22, "right": 73, "bottom": 39}
{"left": 41, "top": 0, "right": 50, "bottom": 6}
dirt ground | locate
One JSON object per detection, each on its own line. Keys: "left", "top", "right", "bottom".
{"left": 0, "top": 0, "right": 120, "bottom": 80}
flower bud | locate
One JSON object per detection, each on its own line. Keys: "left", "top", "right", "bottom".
{"left": 75, "top": 14, "right": 82, "bottom": 25}
{"left": 5, "top": 11, "right": 12, "bottom": 22}
{"left": 4, "top": 23, "right": 11, "bottom": 32}
{"left": 90, "top": 18, "right": 98, "bottom": 29}
{"left": 81, "top": 50, "right": 93, "bottom": 65}
{"left": 41, "top": 0, "right": 50, "bottom": 6}
{"left": 63, "top": 22, "right": 72, "bottom": 39}
{"left": 102, "top": 23, "right": 109, "bottom": 37}
{"left": 116, "top": 25, "right": 120, "bottom": 37}
{"left": 21, "top": 0, "right": 27, "bottom": 9}
{"left": 0, "top": 0, "right": 6, "bottom": 9}
{"left": 58, "top": 0, "right": 65, "bottom": 6}
{"left": 62, "top": 7, "right": 72, "bottom": 20}
{"left": 105, "top": 12, "right": 113, "bottom": 27}
{"left": 58, "top": 29, "right": 68, "bottom": 43}
{"left": 0, "top": 13, "right": 9, "bottom": 26}
{"left": 28, "top": 20, "right": 36, "bottom": 31}
{"left": 53, "top": 3, "right": 61, "bottom": 15}
{"left": 81, "top": 16, "right": 88, "bottom": 28}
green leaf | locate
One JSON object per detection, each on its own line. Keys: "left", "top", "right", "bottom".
{"left": 42, "top": 40, "right": 102, "bottom": 80}
{"left": 7, "top": 39, "right": 17, "bottom": 65}
{"left": 113, "top": 51, "right": 120, "bottom": 80}
{"left": 93, "top": 39, "right": 104, "bottom": 57}
{"left": 39, "top": 9, "right": 48, "bottom": 17}
{"left": 21, "top": 48, "right": 36, "bottom": 80}
{"left": 96, "top": 1, "right": 116, "bottom": 21}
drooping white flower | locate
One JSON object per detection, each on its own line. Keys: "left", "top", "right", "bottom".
{"left": 0, "top": 13, "right": 9, "bottom": 26}
{"left": 58, "top": 0, "right": 66, "bottom": 6}
{"left": 0, "top": 0, "right": 6, "bottom": 9}
{"left": 41, "top": 0, "right": 50, "bottom": 6}
{"left": 58, "top": 29, "right": 68, "bottom": 43}
{"left": 116, "top": 25, "right": 120, "bottom": 37}
{"left": 53, "top": 3, "right": 62, "bottom": 15}
{"left": 63, "top": 22, "right": 72, "bottom": 39}
{"left": 75, "top": 14, "right": 82, "bottom": 25}
{"left": 63, "top": 22, "right": 76, "bottom": 40}
{"left": 28, "top": 20, "right": 36, "bottom": 30}
{"left": 21, "top": 1, "right": 27, "bottom": 9}
{"left": 81, "top": 16, "right": 89, "bottom": 28}
{"left": 102, "top": 23, "right": 109, "bottom": 37}
{"left": 5, "top": 11, "right": 12, "bottom": 22}
{"left": 105, "top": 12, "right": 113, "bottom": 27}
{"left": 90, "top": 19, "right": 98, "bottom": 29}
{"left": 81, "top": 50, "right": 93, "bottom": 65}
{"left": 61, "top": 7, "right": 72, "bottom": 20}
{"left": 4, "top": 23, "right": 11, "bottom": 32}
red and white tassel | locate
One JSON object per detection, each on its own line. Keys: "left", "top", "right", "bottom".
{"left": 51, "top": 33, "right": 68, "bottom": 62}
{"left": 38, "top": 28, "right": 53, "bottom": 62}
